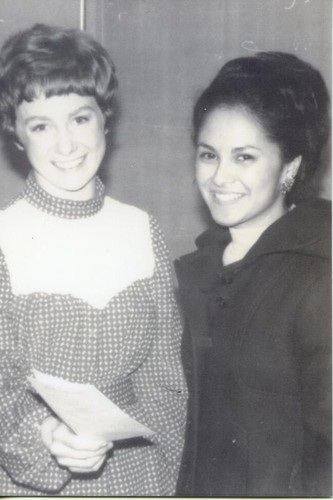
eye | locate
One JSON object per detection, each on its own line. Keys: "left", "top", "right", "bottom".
{"left": 30, "top": 123, "right": 48, "bottom": 133}
{"left": 74, "top": 114, "right": 90, "bottom": 125}
{"left": 198, "top": 150, "right": 218, "bottom": 162}
{"left": 236, "top": 153, "right": 255, "bottom": 163}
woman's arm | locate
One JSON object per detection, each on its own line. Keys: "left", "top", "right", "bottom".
{"left": 0, "top": 252, "right": 71, "bottom": 493}
{"left": 130, "top": 217, "right": 188, "bottom": 495}
{"left": 294, "top": 269, "right": 332, "bottom": 496}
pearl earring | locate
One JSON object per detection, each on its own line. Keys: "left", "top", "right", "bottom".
{"left": 280, "top": 176, "right": 295, "bottom": 196}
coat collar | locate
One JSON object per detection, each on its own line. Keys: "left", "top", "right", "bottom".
{"left": 175, "top": 198, "right": 331, "bottom": 289}
{"left": 246, "top": 198, "right": 331, "bottom": 260}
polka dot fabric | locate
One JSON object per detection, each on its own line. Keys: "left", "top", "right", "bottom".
{"left": 0, "top": 177, "right": 187, "bottom": 496}
{"left": 23, "top": 172, "right": 105, "bottom": 219}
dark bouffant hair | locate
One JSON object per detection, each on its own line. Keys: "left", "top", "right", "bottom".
{"left": 0, "top": 23, "right": 117, "bottom": 137}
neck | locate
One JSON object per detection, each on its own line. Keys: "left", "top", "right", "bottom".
{"left": 222, "top": 200, "right": 289, "bottom": 265}
{"left": 34, "top": 172, "right": 96, "bottom": 201}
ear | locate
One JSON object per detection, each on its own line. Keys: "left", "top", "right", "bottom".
{"left": 280, "top": 155, "right": 302, "bottom": 184}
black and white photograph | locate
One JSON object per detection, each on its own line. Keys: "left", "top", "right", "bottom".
{"left": 0, "top": 0, "right": 331, "bottom": 497}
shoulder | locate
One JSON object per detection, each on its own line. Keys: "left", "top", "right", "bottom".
{"left": 103, "top": 196, "right": 169, "bottom": 250}
{"left": 102, "top": 197, "right": 172, "bottom": 270}
{"left": 103, "top": 195, "right": 150, "bottom": 227}
{"left": 175, "top": 226, "right": 229, "bottom": 282}
{"left": 103, "top": 199, "right": 168, "bottom": 242}
{"left": 250, "top": 198, "right": 331, "bottom": 261}
{"left": 98, "top": 196, "right": 154, "bottom": 248}
{"left": 292, "top": 197, "right": 331, "bottom": 228}
{"left": 0, "top": 196, "right": 37, "bottom": 245}
{"left": 287, "top": 198, "right": 331, "bottom": 259}
{"left": 0, "top": 194, "right": 26, "bottom": 220}
{"left": 103, "top": 197, "right": 171, "bottom": 249}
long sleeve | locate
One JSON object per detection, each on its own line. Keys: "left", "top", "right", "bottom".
{"left": 294, "top": 269, "right": 332, "bottom": 496}
{"left": 128, "top": 217, "right": 188, "bottom": 495}
{"left": 0, "top": 251, "right": 71, "bottom": 494}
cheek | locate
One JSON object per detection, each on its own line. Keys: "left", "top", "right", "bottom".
{"left": 85, "top": 125, "right": 105, "bottom": 150}
{"left": 25, "top": 140, "right": 49, "bottom": 161}
{"left": 95, "top": 132, "right": 106, "bottom": 156}
{"left": 195, "top": 169, "right": 204, "bottom": 189}
{"left": 196, "top": 164, "right": 210, "bottom": 184}
{"left": 253, "top": 170, "right": 282, "bottom": 197}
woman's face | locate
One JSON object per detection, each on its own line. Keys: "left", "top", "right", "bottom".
{"left": 196, "top": 106, "right": 297, "bottom": 230}
{"left": 15, "top": 93, "right": 106, "bottom": 200}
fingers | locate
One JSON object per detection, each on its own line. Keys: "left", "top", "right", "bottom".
{"left": 52, "top": 423, "right": 108, "bottom": 452}
{"left": 56, "top": 452, "right": 107, "bottom": 473}
{"left": 50, "top": 437, "right": 109, "bottom": 460}
{"left": 41, "top": 419, "right": 114, "bottom": 474}
{"left": 52, "top": 434, "right": 112, "bottom": 473}
{"left": 40, "top": 415, "right": 62, "bottom": 450}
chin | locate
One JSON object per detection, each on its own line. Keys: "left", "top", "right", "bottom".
{"left": 60, "top": 177, "right": 93, "bottom": 191}
{"left": 209, "top": 210, "right": 237, "bottom": 228}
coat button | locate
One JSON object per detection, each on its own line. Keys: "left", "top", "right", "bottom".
{"left": 215, "top": 296, "right": 227, "bottom": 308}
{"left": 221, "top": 275, "right": 233, "bottom": 284}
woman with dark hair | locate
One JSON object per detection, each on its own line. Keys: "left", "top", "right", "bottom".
{"left": 176, "top": 52, "right": 331, "bottom": 497}
{"left": 0, "top": 24, "right": 187, "bottom": 496}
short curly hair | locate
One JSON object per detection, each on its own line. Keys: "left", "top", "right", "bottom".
{"left": 0, "top": 23, "right": 117, "bottom": 137}
{"left": 193, "top": 52, "right": 330, "bottom": 197}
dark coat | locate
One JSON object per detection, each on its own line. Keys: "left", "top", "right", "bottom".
{"left": 175, "top": 199, "right": 331, "bottom": 497}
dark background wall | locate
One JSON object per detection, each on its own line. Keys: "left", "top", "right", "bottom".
{"left": 0, "top": 0, "right": 331, "bottom": 268}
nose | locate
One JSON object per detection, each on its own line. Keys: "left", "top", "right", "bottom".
{"left": 55, "top": 127, "right": 76, "bottom": 156}
{"left": 211, "top": 159, "right": 235, "bottom": 186}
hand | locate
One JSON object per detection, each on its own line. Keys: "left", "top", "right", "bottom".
{"left": 41, "top": 415, "right": 113, "bottom": 474}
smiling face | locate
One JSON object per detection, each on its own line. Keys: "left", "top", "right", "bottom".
{"left": 15, "top": 93, "right": 106, "bottom": 200}
{"left": 195, "top": 106, "right": 300, "bottom": 230}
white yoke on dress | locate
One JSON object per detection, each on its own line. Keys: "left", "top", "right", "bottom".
{"left": 0, "top": 195, "right": 154, "bottom": 309}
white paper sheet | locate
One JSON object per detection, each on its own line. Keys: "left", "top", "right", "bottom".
{"left": 28, "top": 369, "right": 154, "bottom": 442}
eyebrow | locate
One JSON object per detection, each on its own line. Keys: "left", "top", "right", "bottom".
{"left": 23, "top": 105, "right": 95, "bottom": 125}
{"left": 197, "top": 143, "right": 216, "bottom": 151}
{"left": 69, "top": 105, "right": 95, "bottom": 117}
{"left": 197, "top": 142, "right": 261, "bottom": 152}
{"left": 233, "top": 145, "right": 261, "bottom": 152}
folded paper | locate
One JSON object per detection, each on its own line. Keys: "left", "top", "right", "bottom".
{"left": 28, "top": 369, "right": 154, "bottom": 442}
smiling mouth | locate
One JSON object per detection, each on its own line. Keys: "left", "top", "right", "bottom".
{"left": 212, "top": 192, "right": 245, "bottom": 203}
{"left": 52, "top": 156, "right": 86, "bottom": 170}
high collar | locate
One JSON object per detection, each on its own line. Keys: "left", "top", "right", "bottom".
{"left": 23, "top": 173, "right": 105, "bottom": 219}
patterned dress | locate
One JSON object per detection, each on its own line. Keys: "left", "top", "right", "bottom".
{"left": 0, "top": 174, "right": 187, "bottom": 496}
